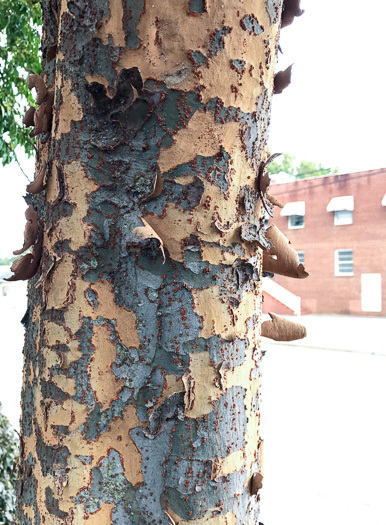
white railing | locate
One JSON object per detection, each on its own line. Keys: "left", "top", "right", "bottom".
{"left": 262, "top": 278, "right": 301, "bottom": 316}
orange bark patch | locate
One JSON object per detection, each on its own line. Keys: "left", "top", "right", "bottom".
{"left": 52, "top": 374, "right": 76, "bottom": 397}
{"left": 158, "top": 110, "right": 238, "bottom": 174}
{"left": 192, "top": 285, "right": 258, "bottom": 341}
{"left": 86, "top": 502, "right": 114, "bottom": 524}
{"left": 184, "top": 352, "right": 222, "bottom": 419}
{"left": 56, "top": 76, "right": 83, "bottom": 135}
{"left": 57, "top": 161, "right": 99, "bottom": 251}
{"left": 45, "top": 254, "right": 76, "bottom": 310}
{"left": 96, "top": 0, "right": 126, "bottom": 47}
{"left": 92, "top": 280, "right": 141, "bottom": 350}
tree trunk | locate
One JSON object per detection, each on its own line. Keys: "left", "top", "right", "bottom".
{"left": 16, "top": 0, "right": 284, "bottom": 523}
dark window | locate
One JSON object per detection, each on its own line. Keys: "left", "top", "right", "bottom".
{"left": 288, "top": 215, "right": 304, "bottom": 229}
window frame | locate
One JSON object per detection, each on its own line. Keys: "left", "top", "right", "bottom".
{"left": 288, "top": 214, "right": 304, "bottom": 229}
{"left": 297, "top": 251, "right": 305, "bottom": 265}
{"left": 334, "top": 209, "right": 353, "bottom": 226}
{"left": 335, "top": 249, "right": 354, "bottom": 276}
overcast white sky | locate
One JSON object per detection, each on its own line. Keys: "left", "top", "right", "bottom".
{"left": 270, "top": 0, "right": 386, "bottom": 173}
{"left": 1, "top": 0, "right": 386, "bottom": 258}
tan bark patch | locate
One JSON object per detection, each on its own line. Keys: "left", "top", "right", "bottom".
{"left": 52, "top": 374, "right": 76, "bottom": 396}
{"left": 96, "top": 0, "right": 125, "bottom": 47}
{"left": 184, "top": 352, "right": 222, "bottom": 419}
{"left": 192, "top": 285, "right": 257, "bottom": 341}
{"left": 44, "top": 321, "right": 81, "bottom": 366}
{"left": 45, "top": 163, "right": 60, "bottom": 203}
{"left": 118, "top": 0, "right": 276, "bottom": 104}
{"left": 91, "top": 279, "right": 140, "bottom": 349}
{"left": 22, "top": 505, "right": 35, "bottom": 522}
{"left": 86, "top": 502, "right": 114, "bottom": 524}
{"left": 65, "top": 277, "right": 135, "bottom": 341}
{"left": 158, "top": 110, "right": 239, "bottom": 174}
{"left": 90, "top": 323, "right": 126, "bottom": 410}
{"left": 65, "top": 405, "right": 144, "bottom": 487}
{"left": 211, "top": 449, "right": 244, "bottom": 480}
{"left": 145, "top": 147, "right": 257, "bottom": 264}
{"left": 45, "top": 254, "right": 76, "bottom": 310}
{"left": 56, "top": 76, "right": 83, "bottom": 135}
{"left": 199, "top": 51, "right": 263, "bottom": 112}
{"left": 56, "top": 161, "right": 99, "bottom": 251}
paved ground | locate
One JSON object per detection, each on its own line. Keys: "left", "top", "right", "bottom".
{"left": 259, "top": 314, "right": 386, "bottom": 525}
{"left": 1, "top": 301, "right": 385, "bottom": 523}
{"left": 262, "top": 313, "right": 386, "bottom": 355}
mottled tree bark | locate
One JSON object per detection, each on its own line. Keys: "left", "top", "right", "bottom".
{"left": 17, "top": 0, "right": 285, "bottom": 523}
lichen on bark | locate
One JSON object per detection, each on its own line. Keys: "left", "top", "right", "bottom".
{"left": 16, "top": 0, "right": 286, "bottom": 523}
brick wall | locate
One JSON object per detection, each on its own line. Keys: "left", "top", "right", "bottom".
{"left": 263, "top": 169, "right": 386, "bottom": 315}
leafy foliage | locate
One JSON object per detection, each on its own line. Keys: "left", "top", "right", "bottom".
{"left": 268, "top": 152, "right": 338, "bottom": 179}
{"left": 0, "top": 0, "right": 42, "bottom": 165}
{"left": 0, "top": 404, "right": 18, "bottom": 525}
{"left": 0, "top": 257, "right": 17, "bottom": 266}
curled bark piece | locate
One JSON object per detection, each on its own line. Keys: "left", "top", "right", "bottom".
{"left": 13, "top": 206, "right": 39, "bottom": 255}
{"left": 164, "top": 511, "right": 176, "bottom": 525}
{"left": 30, "top": 92, "right": 54, "bottom": 137}
{"left": 23, "top": 106, "right": 36, "bottom": 128}
{"left": 132, "top": 218, "right": 165, "bottom": 263}
{"left": 233, "top": 258, "right": 260, "bottom": 289}
{"left": 143, "top": 172, "right": 163, "bottom": 202}
{"left": 256, "top": 153, "right": 282, "bottom": 216}
{"left": 87, "top": 67, "right": 148, "bottom": 120}
{"left": 263, "top": 225, "right": 309, "bottom": 278}
{"left": 214, "top": 218, "right": 234, "bottom": 233}
{"left": 266, "top": 193, "right": 284, "bottom": 208}
{"left": 261, "top": 312, "right": 306, "bottom": 341}
{"left": 26, "top": 162, "right": 47, "bottom": 194}
{"left": 274, "top": 64, "right": 293, "bottom": 94}
{"left": 27, "top": 74, "right": 48, "bottom": 105}
{"left": 281, "top": 0, "right": 304, "bottom": 28}
{"left": 6, "top": 225, "right": 43, "bottom": 282}
{"left": 143, "top": 392, "right": 185, "bottom": 439}
{"left": 250, "top": 472, "right": 264, "bottom": 495}
{"left": 182, "top": 372, "right": 195, "bottom": 411}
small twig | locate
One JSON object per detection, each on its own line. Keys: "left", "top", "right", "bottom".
{"left": 24, "top": 67, "right": 39, "bottom": 75}
{"left": 3, "top": 141, "right": 32, "bottom": 182}
{"left": 27, "top": 138, "right": 37, "bottom": 152}
{"left": 14, "top": 153, "right": 32, "bottom": 183}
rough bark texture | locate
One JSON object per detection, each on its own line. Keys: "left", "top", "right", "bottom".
{"left": 17, "top": 0, "right": 285, "bottom": 523}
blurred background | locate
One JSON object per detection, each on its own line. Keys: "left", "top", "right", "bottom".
{"left": 1, "top": 0, "right": 386, "bottom": 524}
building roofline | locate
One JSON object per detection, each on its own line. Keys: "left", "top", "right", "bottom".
{"left": 270, "top": 167, "right": 386, "bottom": 186}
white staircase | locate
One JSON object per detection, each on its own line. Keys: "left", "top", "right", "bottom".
{"left": 262, "top": 278, "right": 301, "bottom": 316}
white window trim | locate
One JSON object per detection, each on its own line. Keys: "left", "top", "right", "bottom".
{"left": 288, "top": 215, "right": 304, "bottom": 229}
{"left": 280, "top": 201, "right": 305, "bottom": 217}
{"left": 335, "top": 249, "right": 354, "bottom": 277}
{"left": 334, "top": 209, "right": 353, "bottom": 226}
{"left": 327, "top": 195, "right": 354, "bottom": 212}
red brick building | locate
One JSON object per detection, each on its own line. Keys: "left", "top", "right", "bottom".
{"left": 263, "top": 168, "right": 386, "bottom": 316}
